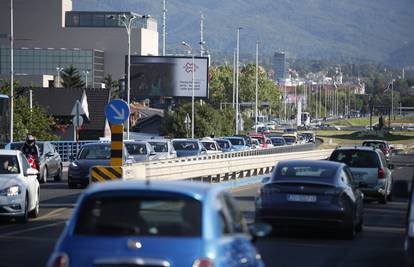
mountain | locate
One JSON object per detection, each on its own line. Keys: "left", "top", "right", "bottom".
{"left": 387, "top": 41, "right": 414, "bottom": 68}
{"left": 74, "top": 0, "right": 414, "bottom": 65}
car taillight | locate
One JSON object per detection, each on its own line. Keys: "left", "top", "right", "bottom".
{"left": 193, "top": 258, "right": 214, "bottom": 267}
{"left": 378, "top": 168, "right": 385, "bottom": 179}
{"left": 50, "top": 253, "right": 69, "bottom": 267}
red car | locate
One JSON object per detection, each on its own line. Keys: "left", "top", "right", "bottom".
{"left": 249, "top": 132, "right": 272, "bottom": 149}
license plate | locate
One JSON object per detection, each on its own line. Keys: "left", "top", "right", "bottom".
{"left": 287, "top": 194, "right": 317, "bottom": 202}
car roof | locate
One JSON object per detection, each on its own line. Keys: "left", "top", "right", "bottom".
{"left": 334, "top": 146, "right": 381, "bottom": 152}
{"left": 82, "top": 142, "right": 110, "bottom": 147}
{"left": 84, "top": 180, "right": 223, "bottom": 201}
{"left": 124, "top": 140, "right": 149, "bottom": 144}
{"left": 362, "top": 140, "right": 388, "bottom": 144}
{"left": 277, "top": 159, "right": 345, "bottom": 168}
{"left": 0, "top": 149, "right": 21, "bottom": 156}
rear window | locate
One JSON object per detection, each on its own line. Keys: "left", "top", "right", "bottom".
{"left": 329, "top": 150, "right": 381, "bottom": 168}
{"left": 173, "top": 141, "right": 199, "bottom": 151}
{"left": 227, "top": 138, "right": 244, "bottom": 146}
{"left": 273, "top": 164, "right": 337, "bottom": 181}
{"left": 125, "top": 143, "right": 147, "bottom": 155}
{"left": 216, "top": 140, "right": 230, "bottom": 149}
{"left": 201, "top": 141, "right": 218, "bottom": 151}
{"left": 74, "top": 195, "right": 202, "bottom": 237}
{"left": 149, "top": 142, "right": 168, "bottom": 153}
{"left": 271, "top": 138, "right": 285, "bottom": 144}
{"left": 251, "top": 137, "right": 264, "bottom": 144}
{"left": 78, "top": 145, "right": 110, "bottom": 160}
{"left": 283, "top": 137, "right": 296, "bottom": 143}
{"left": 10, "top": 142, "right": 43, "bottom": 155}
{"left": 362, "top": 142, "right": 387, "bottom": 149}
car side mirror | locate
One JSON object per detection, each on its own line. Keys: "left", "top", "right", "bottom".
{"left": 45, "top": 152, "right": 54, "bottom": 157}
{"left": 261, "top": 176, "right": 271, "bottom": 183}
{"left": 249, "top": 222, "right": 272, "bottom": 243}
{"left": 25, "top": 168, "right": 39, "bottom": 177}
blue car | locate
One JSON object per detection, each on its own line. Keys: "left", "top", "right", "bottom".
{"left": 214, "top": 138, "right": 234, "bottom": 152}
{"left": 224, "top": 137, "right": 250, "bottom": 151}
{"left": 47, "top": 181, "right": 269, "bottom": 267}
{"left": 172, "top": 139, "right": 207, "bottom": 157}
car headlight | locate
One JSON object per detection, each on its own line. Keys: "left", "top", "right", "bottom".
{"left": 0, "top": 185, "right": 21, "bottom": 197}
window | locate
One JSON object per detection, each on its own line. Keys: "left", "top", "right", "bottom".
{"left": 223, "top": 193, "right": 245, "bottom": 234}
{"left": 20, "top": 154, "right": 31, "bottom": 173}
{"left": 78, "top": 145, "right": 111, "bottom": 160}
{"left": 172, "top": 141, "right": 199, "bottom": 150}
{"left": 0, "top": 155, "right": 20, "bottom": 174}
{"left": 125, "top": 143, "right": 147, "bottom": 155}
{"left": 74, "top": 195, "right": 202, "bottom": 237}
{"left": 149, "top": 142, "right": 168, "bottom": 153}
{"left": 330, "top": 150, "right": 380, "bottom": 168}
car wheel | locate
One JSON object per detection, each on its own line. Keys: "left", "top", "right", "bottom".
{"left": 54, "top": 164, "right": 63, "bottom": 182}
{"left": 17, "top": 194, "right": 28, "bottom": 223}
{"left": 40, "top": 167, "right": 48, "bottom": 184}
{"left": 387, "top": 193, "right": 392, "bottom": 202}
{"left": 29, "top": 190, "right": 39, "bottom": 218}
{"left": 379, "top": 194, "right": 387, "bottom": 204}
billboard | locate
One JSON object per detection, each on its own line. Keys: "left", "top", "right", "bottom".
{"left": 129, "top": 56, "right": 209, "bottom": 99}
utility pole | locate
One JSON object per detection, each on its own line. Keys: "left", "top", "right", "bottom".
{"left": 10, "top": 0, "right": 14, "bottom": 142}
{"left": 232, "top": 48, "right": 236, "bottom": 109}
{"left": 391, "top": 79, "right": 394, "bottom": 119}
{"left": 162, "top": 0, "right": 166, "bottom": 56}
{"left": 235, "top": 27, "right": 241, "bottom": 134}
{"left": 199, "top": 13, "right": 204, "bottom": 57}
{"left": 255, "top": 41, "right": 259, "bottom": 132}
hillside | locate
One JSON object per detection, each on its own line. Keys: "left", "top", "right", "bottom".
{"left": 74, "top": 0, "right": 414, "bottom": 64}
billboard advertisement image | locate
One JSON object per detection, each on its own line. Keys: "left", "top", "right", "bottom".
{"left": 129, "top": 56, "right": 209, "bottom": 99}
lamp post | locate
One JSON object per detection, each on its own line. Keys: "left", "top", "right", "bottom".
{"left": 255, "top": 41, "right": 260, "bottom": 133}
{"left": 83, "top": 70, "right": 90, "bottom": 88}
{"left": 10, "top": 0, "right": 14, "bottom": 143}
{"left": 181, "top": 41, "right": 195, "bottom": 139}
{"left": 110, "top": 13, "right": 150, "bottom": 140}
{"left": 56, "top": 67, "right": 63, "bottom": 88}
{"left": 235, "top": 27, "right": 242, "bottom": 134}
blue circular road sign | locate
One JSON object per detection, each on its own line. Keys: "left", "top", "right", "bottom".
{"left": 105, "top": 99, "right": 130, "bottom": 125}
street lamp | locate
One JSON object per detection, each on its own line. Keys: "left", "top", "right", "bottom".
{"left": 181, "top": 41, "right": 195, "bottom": 139}
{"left": 255, "top": 41, "right": 260, "bottom": 133}
{"left": 83, "top": 70, "right": 90, "bottom": 88}
{"left": 109, "top": 13, "right": 150, "bottom": 140}
{"left": 56, "top": 67, "right": 63, "bottom": 87}
{"left": 235, "top": 27, "right": 242, "bottom": 134}
{"left": 10, "top": 0, "right": 14, "bottom": 143}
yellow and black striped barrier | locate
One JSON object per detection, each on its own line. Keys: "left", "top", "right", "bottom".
{"left": 111, "top": 124, "right": 124, "bottom": 167}
{"left": 91, "top": 166, "right": 123, "bottom": 183}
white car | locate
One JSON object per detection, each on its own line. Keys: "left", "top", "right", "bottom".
{"left": 0, "top": 150, "right": 40, "bottom": 222}
{"left": 148, "top": 139, "right": 177, "bottom": 160}
{"left": 200, "top": 139, "right": 222, "bottom": 154}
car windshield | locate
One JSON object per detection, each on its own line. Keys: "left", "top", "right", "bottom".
{"left": 0, "top": 155, "right": 20, "bottom": 174}
{"left": 173, "top": 141, "right": 199, "bottom": 151}
{"left": 149, "top": 142, "right": 168, "bottom": 153}
{"left": 78, "top": 145, "right": 111, "bottom": 160}
{"left": 330, "top": 150, "right": 381, "bottom": 168}
{"left": 74, "top": 194, "right": 202, "bottom": 237}
{"left": 216, "top": 140, "right": 230, "bottom": 149}
{"left": 284, "top": 137, "right": 296, "bottom": 143}
{"left": 227, "top": 138, "right": 245, "bottom": 146}
{"left": 251, "top": 137, "right": 264, "bottom": 144}
{"left": 10, "top": 142, "right": 43, "bottom": 155}
{"left": 125, "top": 143, "right": 147, "bottom": 155}
{"left": 271, "top": 138, "right": 284, "bottom": 144}
{"left": 362, "top": 142, "right": 387, "bottom": 150}
{"left": 201, "top": 141, "right": 218, "bottom": 151}
{"left": 273, "top": 163, "right": 337, "bottom": 182}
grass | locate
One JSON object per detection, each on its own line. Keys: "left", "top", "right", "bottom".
{"left": 330, "top": 116, "right": 414, "bottom": 127}
{"left": 317, "top": 130, "right": 414, "bottom": 149}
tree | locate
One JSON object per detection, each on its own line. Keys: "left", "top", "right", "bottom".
{"left": 61, "top": 65, "right": 85, "bottom": 88}
{"left": 103, "top": 74, "right": 120, "bottom": 99}
{"left": 208, "top": 65, "right": 234, "bottom": 107}
{"left": 0, "top": 80, "right": 57, "bottom": 141}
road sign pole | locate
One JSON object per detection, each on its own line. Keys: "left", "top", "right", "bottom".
{"left": 110, "top": 124, "right": 124, "bottom": 167}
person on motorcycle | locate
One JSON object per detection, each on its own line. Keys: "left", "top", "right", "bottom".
{"left": 21, "top": 135, "right": 40, "bottom": 171}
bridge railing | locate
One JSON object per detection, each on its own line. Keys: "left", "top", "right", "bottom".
{"left": 51, "top": 140, "right": 102, "bottom": 162}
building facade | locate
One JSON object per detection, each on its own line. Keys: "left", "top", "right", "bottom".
{"left": 273, "top": 52, "right": 287, "bottom": 81}
{"left": 0, "top": 0, "right": 158, "bottom": 87}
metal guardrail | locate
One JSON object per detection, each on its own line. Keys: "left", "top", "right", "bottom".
{"left": 124, "top": 149, "right": 333, "bottom": 182}
{"left": 50, "top": 140, "right": 100, "bottom": 162}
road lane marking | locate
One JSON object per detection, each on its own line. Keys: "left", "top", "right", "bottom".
{"left": 40, "top": 203, "right": 76, "bottom": 208}
{"left": 32, "top": 207, "right": 68, "bottom": 222}
{"left": 0, "top": 221, "right": 66, "bottom": 237}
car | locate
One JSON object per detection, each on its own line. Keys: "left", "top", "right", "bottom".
{"left": 328, "top": 146, "right": 393, "bottom": 204}
{"left": 234, "top": 134, "right": 254, "bottom": 148}
{"left": 47, "top": 180, "right": 270, "bottom": 267}
{"left": 213, "top": 138, "right": 234, "bottom": 152}
{"left": 282, "top": 134, "right": 297, "bottom": 145}
{"left": 249, "top": 133, "right": 273, "bottom": 149}
{"left": 0, "top": 150, "right": 40, "bottom": 222}
{"left": 200, "top": 138, "right": 222, "bottom": 154}
{"left": 148, "top": 139, "right": 177, "bottom": 160}
{"left": 124, "top": 140, "right": 156, "bottom": 162}
{"left": 172, "top": 139, "right": 207, "bottom": 157}
{"left": 6, "top": 141, "right": 63, "bottom": 183}
{"left": 68, "top": 143, "right": 132, "bottom": 189}
{"left": 361, "top": 140, "right": 391, "bottom": 160}
{"left": 223, "top": 137, "right": 250, "bottom": 151}
{"left": 270, "top": 136, "right": 286, "bottom": 147}
{"left": 255, "top": 160, "right": 364, "bottom": 239}
{"left": 301, "top": 131, "right": 316, "bottom": 143}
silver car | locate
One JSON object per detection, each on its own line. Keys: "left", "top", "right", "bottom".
{"left": 124, "top": 141, "right": 155, "bottom": 162}
{"left": 148, "top": 140, "right": 177, "bottom": 160}
{"left": 328, "top": 146, "right": 393, "bottom": 204}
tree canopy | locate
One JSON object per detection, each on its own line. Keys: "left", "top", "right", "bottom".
{"left": 61, "top": 65, "right": 85, "bottom": 88}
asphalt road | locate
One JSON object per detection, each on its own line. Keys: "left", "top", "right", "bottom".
{"left": 0, "top": 167, "right": 412, "bottom": 267}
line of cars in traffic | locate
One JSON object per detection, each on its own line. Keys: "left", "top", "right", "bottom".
{"left": 46, "top": 138, "right": 396, "bottom": 267}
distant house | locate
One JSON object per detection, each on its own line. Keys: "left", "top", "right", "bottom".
{"left": 23, "top": 87, "right": 110, "bottom": 140}
{"left": 130, "top": 102, "right": 164, "bottom": 135}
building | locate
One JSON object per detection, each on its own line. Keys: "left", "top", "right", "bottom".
{"left": 273, "top": 52, "right": 287, "bottom": 81}
{"left": 0, "top": 0, "right": 158, "bottom": 87}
